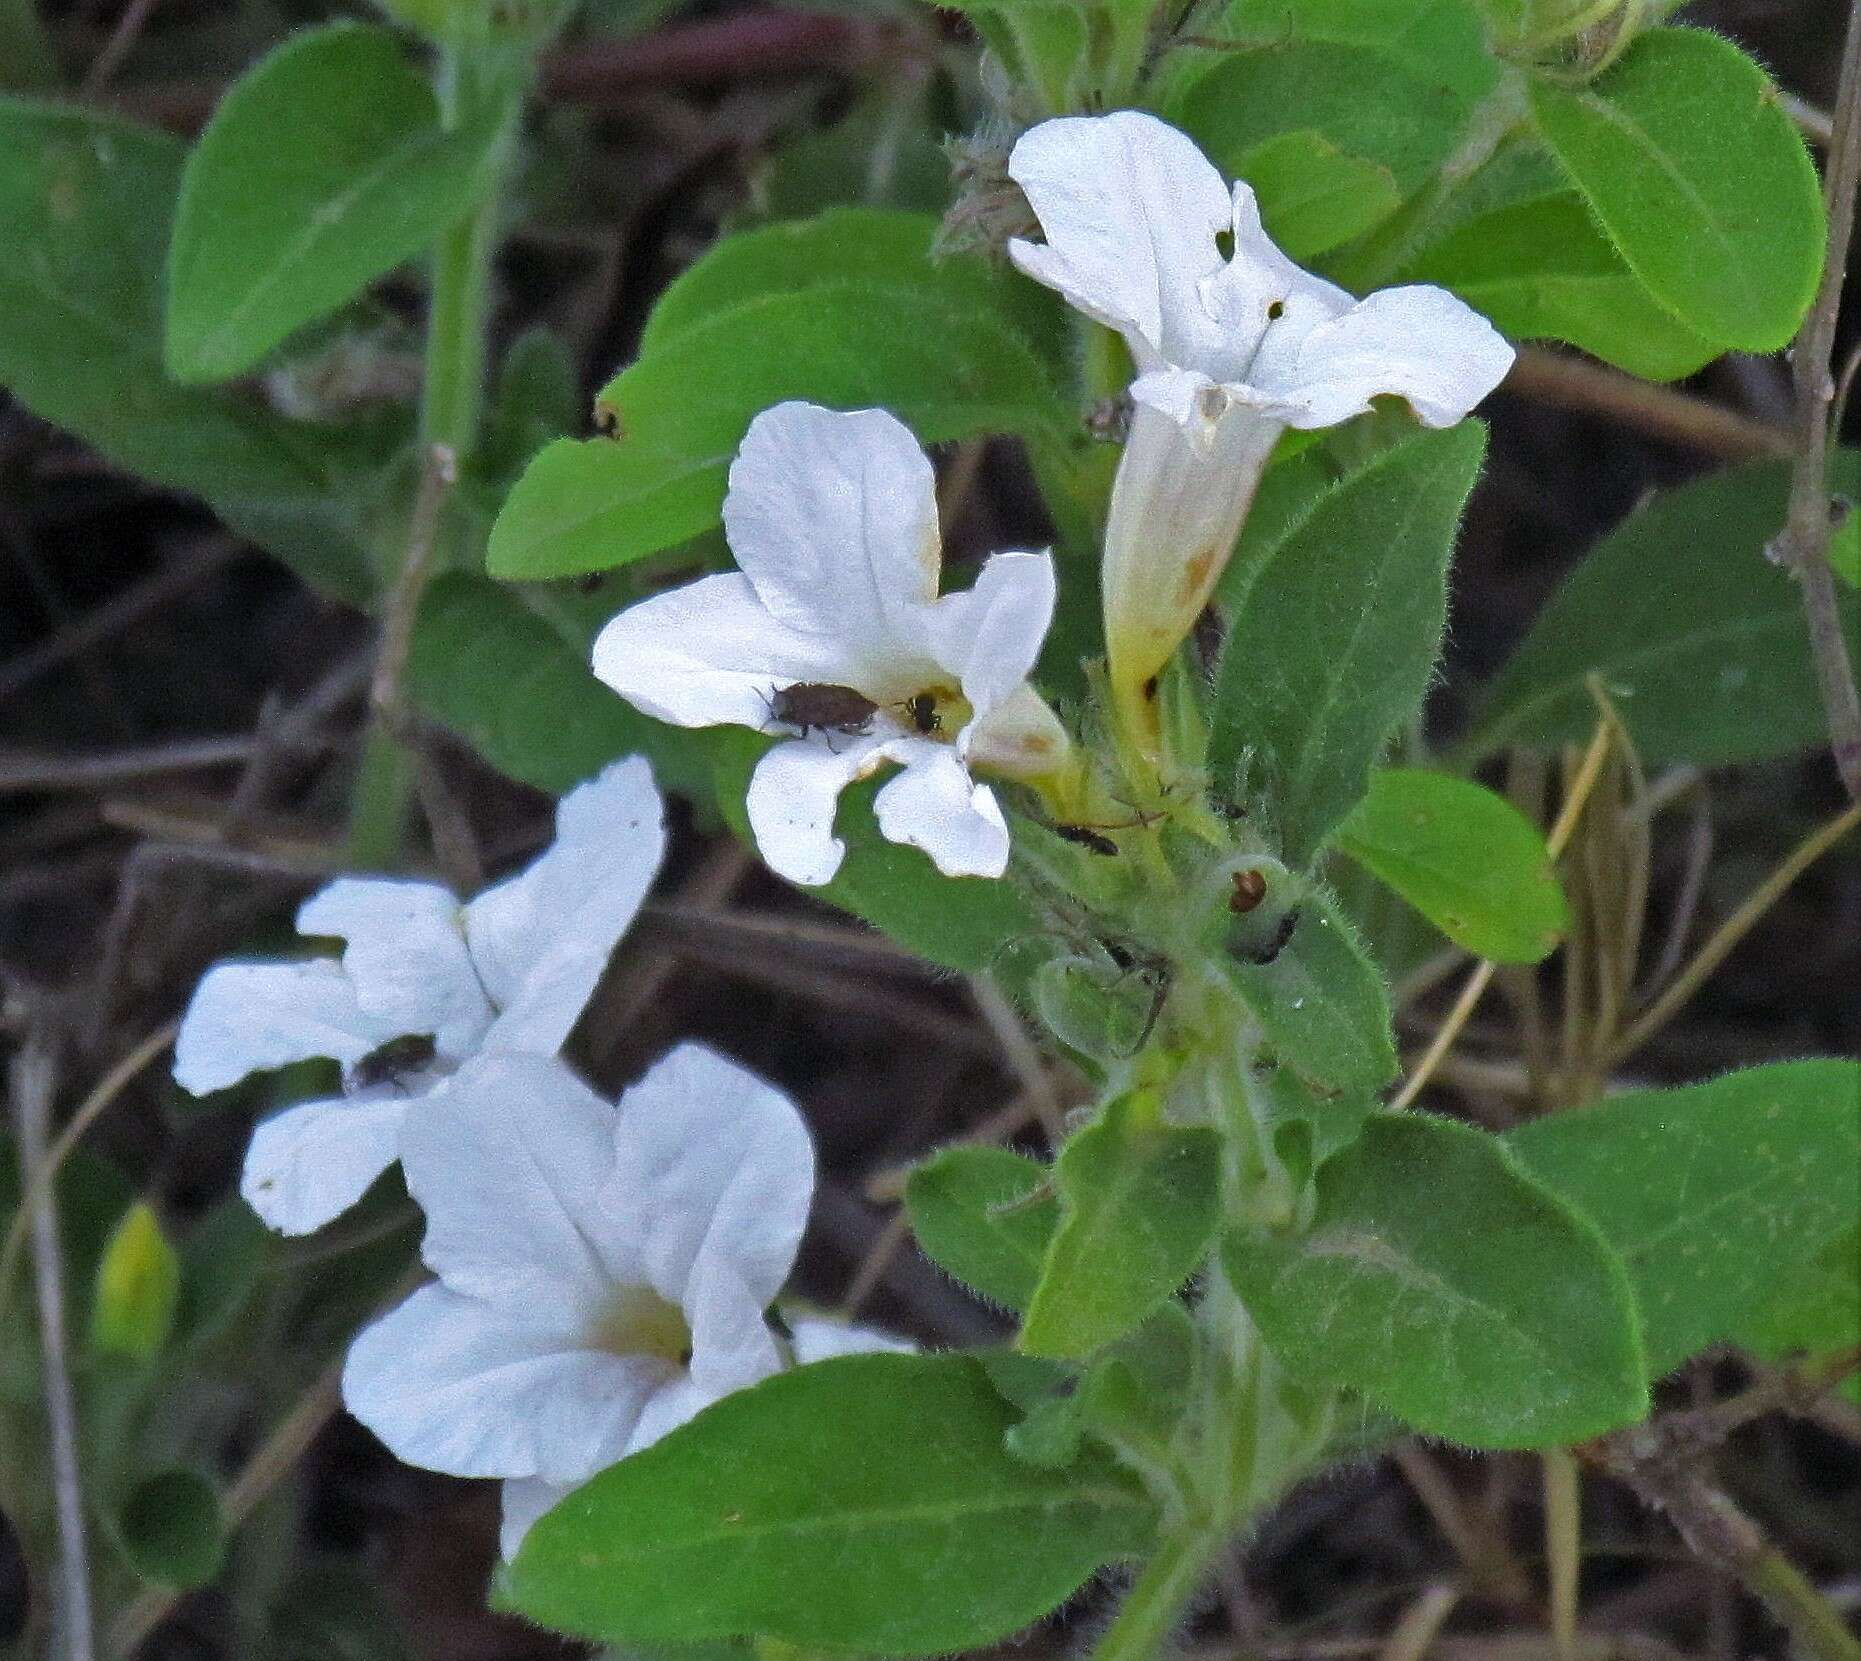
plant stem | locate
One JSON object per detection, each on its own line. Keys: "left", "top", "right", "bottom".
{"left": 342, "top": 45, "right": 521, "bottom": 869}
{"left": 340, "top": 718, "right": 416, "bottom": 870}
{"left": 1091, "top": 1524, "right": 1223, "bottom": 1661}
{"left": 1770, "top": 0, "right": 1861, "bottom": 801}
{"left": 11, "top": 1036, "right": 96, "bottom": 1661}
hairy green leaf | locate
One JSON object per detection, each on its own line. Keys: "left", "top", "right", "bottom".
{"left": 1213, "top": 422, "right": 1487, "bottom": 865}
{"left": 489, "top": 215, "right": 1066, "bottom": 580}
{"left": 1221, "top": 886, "right": 1398, "bottom": 1092}
{"left": 1021, "top": 1093, "right": 1221, "bottom": 1358}
{"left": 1226, "top": 1113, "right": 1648, "bottom": 1446}
{"left": 1175, "top": 41, "right": 1475, "bottom": 202}
{"left": 906, "top": 1147, "right": 1058, "bottom": 1313}
{"left": 1506, "top": 1062, "right": 1861, "bottom": 1379}
{"left": 166, "top": 25, "right": 508, "bottom": 381}
{"left": 1403, "top": 191, "right": 1717, "bottom": 382}
{"left": 0, "top": 99, "right": 402, "bottom": 603}
{"left": 1335, "top": 768, "right": 1568, "bottom": 963}
{"left": 1237, "top": 130, "right": 1403, "bottom": 259}
{"left": 407, "top": 573, "right": 725, "bottom": 801}
{"left": 506, "top": 1353, "right": 1154, "bottom": 1653}
{"left": 1463, "top": 457, "right": 1861, "bottom": 767}
{"left": 1528, "top": 29, "right": 1824, "bottom": 351}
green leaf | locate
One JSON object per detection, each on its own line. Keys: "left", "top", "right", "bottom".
{"left": 1402, "top": 191, "right": 1718, "bottom": 382}
{"left": 1527, "top": 29, "right": 1824, "bottom": 352}
{"left": 1463, "top": 457, "right": 1861, "bottom": 767}
{"left": 1212, "top": 422, "right": 1487, "bottom": 866}
{"left": 1165, "top": 0, "right": 1496, "bottom": 107}
{"left": 117, "top": 1469, "right": 226, "bottom": 1590}
{"left": 638, "top": 210, "right": 1040, "bottom": 357}
{"left": 172, "top": 1198, "right": 270, "bottom": 1351}
{"left": 0, "top": 98, "right": 404, "bottom": 604}
{"left": 1221, "top": 885, "right": 1398, "bottom": 1093}
{"left": 1732, "top": 1224, "right": 1860, "bottom": 1404}
{"left": 1833, "top": 509, "right": 1860, "bottom": 589}
{"left": 166, "top": 25, "right": 508, "bottom": 382}
{"left": 505, "top": 1353, "right": 1154, "bottom": 1654}
{"left": 1226, "top": 1113, "right": 1648, "bottom": 1447}
{"left": 906, "top": 1147, "right": 1058, "bottom": 1313}
{"left": 1237, "top": 130, "right": 1403, "bottom": 260}
{"left": 408, "top": 573, "right": 735, "bottom": 802}
{"left": 1021, "top": 1093, "right": 1221, "bottom": 1358}
{"left": 1505, "top": 1061, "right": 1861, "bottom": 1380}
{"left": 1335, "top": 767, "right": 1568, "bottom": 963}
{"left": 488, "top": 215, "right": 1067, "bottom": 581}
{"left": 89, "top": 1201, "right": 181, "bottom": 1361}
{"left": 1174, "top": 41, "right": 1475, "bottom": 203}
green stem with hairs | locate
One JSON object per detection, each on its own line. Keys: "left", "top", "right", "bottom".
{"left": 342, "top": 44, "right": 523, "bottom": 869}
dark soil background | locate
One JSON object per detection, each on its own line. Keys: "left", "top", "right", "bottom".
{"left": 1, "top": 2, "right": 1857, "bottom": 1657}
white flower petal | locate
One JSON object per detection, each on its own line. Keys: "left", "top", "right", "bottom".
{"left": 174, "top": 959, "right": 396, "bottom": 1095}
{"left": 610, "top": 1042, "right": 814, "bottom": 1310}
{"left": 466, "top": 757, "right": 667, "bottom": 1057}
{"left": 500, "top": 1477, "right": 572, "bottom": 1560}
{"left": 787, "top": 1314, "right": 917, "bottom": 1363}
{"left": 1101, "top": 399, "right": 1280, "bottom": 709}
{"left": 240, "top": 1091, "right": 410, "bottom": 1236}
{"left": 1129, "top": 364, "right": 1221, "bottom": 433}
{"left": 744, "top": 732, "right": 891, "bottom": 887}
{"left": 1198, "top": 182, "right": 1352, "bottom": 386}
{"left": 1008, "top": 110, "right": 1233, "bottom": 371}
{"left": 1246, "top": 284, "right": 1515, "bottom": 430}
{"left": 342, "top": 1283, "right": 656, "bottom": 1482}
{"left": 620, "top": 1374, "right": 722, "bottom": 1457}
{"left": 873, "top": 743, "right": 1011, "bottom": 879}
{"left": 722, "top": 402, "right": 942, "bottom": 655}
{"left": 922, "top": 552, "right": 1056, "bottom": 724}
{"left": 680, "top": 1255, "right": 784, "bottom": 1405}
{"left": 965, "top": 684, "right": 1073, "bottom": 782}
{"left": 591, "top": 571, "right": 861, "bottom": 732}
{"left": 296, "top": 879, "right": 491, "bottom": 1061}
{"left": 400, "top": 1054, "right": 634, "bottom": 1310}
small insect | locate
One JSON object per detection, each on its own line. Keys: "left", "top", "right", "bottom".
{"left": 1232, "top": 908, "right": 1300, "bottom": 966}
{"left": 764, "top": 681, "right": 879, "bottom": 738}
{"left": 899, "top": 691, "right": 942, "bottom": 735}
{"left": 1054, "top": 823, "right": 1120, "bottom": 856}
{"left": 1229, "top": 869, "right": 1268, "bottom": 914}
{"left": 592, "top": 403, "right": 623, "bottom": 439}
{"left": 348, "top": 1033, "right": 437, "bottom": 1093}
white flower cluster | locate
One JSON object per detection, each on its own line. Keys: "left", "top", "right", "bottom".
{"left": 175, "top": 758, "right": 901, "bottom": 1556}
{"left": 594, "top": 112, "right": 1512, "bottom": 838}
{"left": 176, "top": 108, "right": 1512, "bottom": 1564}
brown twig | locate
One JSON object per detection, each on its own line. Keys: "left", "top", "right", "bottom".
{"left": 1606, "top": 797, "right": 1861, "bottom": 1066}
{"left": 1767, "top": 0, "right": 1861, "bottom": 801}
{"left": 109, "top": 9, "right": 916, "bottom": 133}
{"left": 1582, "top": 1434, "right": 1861, "bottom": 1661}
{"left": 0, "top": 542, "right": 238, "bottom": 704}
{"left": 0, "top": 736, "right": 262, "bottom": 794}
{"left": 1505, "top": 349, "right": 1793, "bottom": 462}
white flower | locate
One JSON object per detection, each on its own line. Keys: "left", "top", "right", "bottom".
{"left": 1006, "top": 111, "right": 1515, "bottom": 753}
{"left": 339, "top": 1045, "right": 902, "bottom": 1559}
{"left": 172, "top": 757, "right": 665, "bottom": 1236}
{"left": 591, "top": 401, "right": 1071, "bottom": 887}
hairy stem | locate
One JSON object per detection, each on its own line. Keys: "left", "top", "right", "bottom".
{"left": 342, "top": 45, "right": 522, "bottom": 869}
{"left": 1092, "top": 1523, "right": 1224, "bottom": 1661}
